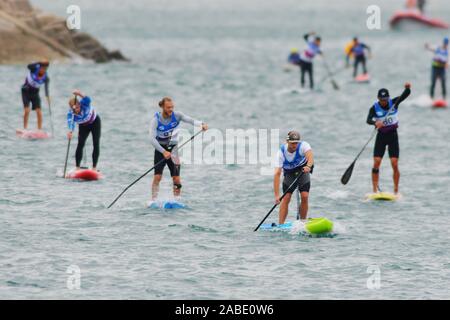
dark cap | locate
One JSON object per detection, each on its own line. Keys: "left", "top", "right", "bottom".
{"left": 286, "top": 131, "right": 301, "bottom": 142}
{"left": 377, "top": 88, "right": 390, "bottom": 100}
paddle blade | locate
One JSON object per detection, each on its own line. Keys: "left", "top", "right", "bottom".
{"left": 341, "top": 161, "right": 355, "bottom": 185}
{"left": 331, "top": 79, "right": 339, "bottom": 90}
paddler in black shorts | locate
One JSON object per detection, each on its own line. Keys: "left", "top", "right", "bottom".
{"left": 21, "top": 60, "right": 50, "bottom": 130}
{"left": 366, "top": 82, "right": 411, "bottom": 194}
{"left": 149, "top": 97, "right": 208, "bottom": 201}
{"left": 274, "top": 131, "right": 314, "bottom": 224}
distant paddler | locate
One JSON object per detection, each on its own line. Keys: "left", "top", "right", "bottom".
{"left": 345, "top": 37, "right": 371, "bottom": 78}
{"left": 425, "top": 37, "right": 448, "bottom": 101}
{"left": 21, "top": 59, "right": 50, "bottom": 130}
{"left": 298, "top": 32, "right": 323, "bottom": 89}
{"left": 150, "top": 97, "right": 208, "bottom": 200}
{"left": 67, "top": 90, "right": 102, "bottom": 172}
{"left": 366, "top": 83, "right": 411, "bottom": 195}
{"left": 274, "top": 131, "right": 314, "bottom": 224}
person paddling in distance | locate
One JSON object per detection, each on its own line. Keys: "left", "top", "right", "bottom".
{"left": 150, "top": 97, "right": 208, "bottom": 201}
{"left": 345, "top": 37, "right": 372, "bottom": 78}
{"left": 425, "top": 37, "right": 448, "bottom": 101}
{"left": 21, "top": 59, "right": 50, "bottom": 130}
{"left": 298, "top": 32, "right": 323, "bottom": 89}
{"left": 67, "top": 90, "right": 101, "bottom": 173}
{"left": 273, "top": 131, "right": 314, "bottom": 224}
{"left": 366, "top": 83, "right": 411, "bottom": 195}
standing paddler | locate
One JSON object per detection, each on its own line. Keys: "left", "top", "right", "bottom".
{"left": 21, "top": 60, "right": 50, "bottom": 130}
{"left": 149, "top": 97, "right": 208, "bottom": 200}
{"left": 273, "top": 131, "right": 314, "bottom": 224}
{"left": 366, "top": 83, "right": 411, "bottom": 195}
{"left": 425, "top": 37, "right": 448, "bottom": 101}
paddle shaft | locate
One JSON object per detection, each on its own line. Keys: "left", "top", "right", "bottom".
{"left": 322, "top": 58, "right": 339, "bottom": 90}
{"left": 63, "top": 137, "right": 71, "bottom": 178}
{"left": 46, "top": 96, "right": 54, "bottom": 136}
{"left": 107, "top": 130, "right": 203, "bottom": 209}
{"left": 63, "top": 97, "right": 77, "bottom": 178}
{"left": 254, "top": 170, "right": 309, "bottom": 232}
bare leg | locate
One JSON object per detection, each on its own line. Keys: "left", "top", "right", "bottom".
{"left": 36, "top": 108, "right": 43, "bottom": 130}
{"left": 372, "top": 157, "right": 382, "bottom": 193}
{"left": 172, "top": 176, "right": 181, "bottom": 198}
{"left": 390, "top": 157, "right": 400, "bottom": 194}
{"left": 152, "top": 174, "right": 162, "bottom": 200}
{"left": 299, "top": 192, "right": 309, "bottom": 220}
{"left": 23, "top": 107, "right": 31, "bottom": 129}
{"left": 279, "top": 193, "right": 292, "bottom": 224}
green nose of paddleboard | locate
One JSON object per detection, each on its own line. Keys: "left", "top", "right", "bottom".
{"left": 305, "top": 218, "right": 333, "bottom": 234}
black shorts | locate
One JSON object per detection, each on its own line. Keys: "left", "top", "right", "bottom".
{"left": 21, "top": 87, "right": 41, "bottom": 110}
{"left": 154, "top": 145, "right": 180, "bottom": 176}
{"left": 374, "top": 130, "right": 399, "bottom": 158}
{"left": 282, "top": 170, "right": 311, "bottom": 194}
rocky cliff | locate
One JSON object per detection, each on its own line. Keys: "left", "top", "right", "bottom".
{"left": 0, "top": 0, "right": 128, "bottom": 64}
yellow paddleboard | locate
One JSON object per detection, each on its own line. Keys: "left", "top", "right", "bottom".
{"left": 366, "top": 192, "right": 398, "bottom": 201}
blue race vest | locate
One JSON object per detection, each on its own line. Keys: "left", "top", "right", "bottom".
{"left": 281, "top": 143, "right": 307, "bottom": 172}
{"left": 155, "top": 112, "right": 180, "bottom": 141}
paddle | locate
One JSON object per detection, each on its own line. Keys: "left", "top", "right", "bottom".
{"left": 107, "top": 130, "right": 203, "bottom": 209}
{"left": 295, "top": 188, "right": 300, "bottom": 220}
{"left": 322, "top": 58, "right": 340, "bottom": 90}
{"left": 46, "top": 96, "right": 54, "bottom": 137}
{"left": 63, "top": 96, "right": 76, "bottom": 178}
{"left": 254, "top": 171, "right": 305, "bottom": 232}
{"left": 341, "top": 96, "right": 402, "bottom": 185}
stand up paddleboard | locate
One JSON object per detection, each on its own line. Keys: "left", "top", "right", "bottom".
{"left": 355, "top": 73, "right": 370, "bottom": 83}
{"left": 147, "top": 200, "right": 187, "bottom": 209}
{"left": 366, "top": 192, "right": 398, "bottom": 201}
{"left": 432, "top": 99, "right": 448, "bottom": 108}
{"left": 16, "top": 129, "right": 51, "bottom": 140}
{"left": 390, "top": 11, "right": 449, "bottom": 30}
{"left": 260, "top": 218, "right": 334, "bottom": 235}
{"left": 66, "top": 169, "right": 101, "bottom": 181}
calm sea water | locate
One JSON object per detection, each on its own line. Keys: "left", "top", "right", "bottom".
{"left": 0, "top": 0, "right": 449, "bottom": 299}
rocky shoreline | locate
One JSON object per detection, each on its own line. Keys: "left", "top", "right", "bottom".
{"left": 0, "top": 0, "right": 128, "bottom": 64}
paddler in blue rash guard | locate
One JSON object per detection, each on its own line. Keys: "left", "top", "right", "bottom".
{"left": 21, "top": 59, "right": 50, "bottom": 130}
{"left": 346, "top": 37, "right": 371, "bottom": 78}
{"left": 425, "top": 37, "right": 448, "bottom": 100}
{"left": 273, "top": 131, "right": 314, "bottom": 224}
{"left": 149, "top": 97, "right": 208, "bottom": 200}
{"left": 299, "top": 32, "right": 323, "bottom": 89}
{"left": 67, "top": 90, "right": 101, "bottom": 172}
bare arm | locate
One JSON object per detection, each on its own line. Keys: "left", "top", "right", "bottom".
{"left": 274, "top": 168, "right": 282, "bottom": 203}
{"left": 303, "top": 150, "right": 314, "bottom": 173}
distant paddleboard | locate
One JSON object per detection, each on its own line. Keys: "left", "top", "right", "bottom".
{"left": 260, "top": 218, "right": 334, "bottom": 235}
{"left": 366, "top": 192, "right": 398, "bottom": 201}
{"left": 355, "top": 73, "right": 370, "bottom": 83}
{"left": 66, "top": 169, "right": 101, "bottom": 181}
{"left": 16, "top": 129, "right": 50, "bottom": 140}
{"left": 147, "top": 200, "right": 187, "bottom": 209}
{"left": 390, "top": 11, "right": 449, "bottom": 29}
{"left": 432, "top": 99, "right": 448, "bottom": 108}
